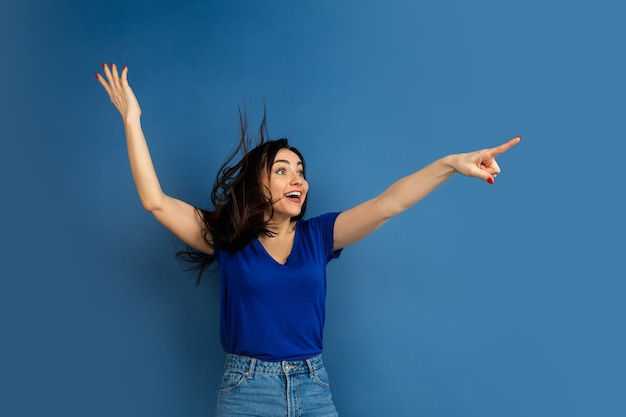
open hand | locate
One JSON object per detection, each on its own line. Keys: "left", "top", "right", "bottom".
{"left": 451, "top": 136, "right": 521, "bottom": 184}
{"left": 95, "top": 63, "right": 142, "bottom": 121}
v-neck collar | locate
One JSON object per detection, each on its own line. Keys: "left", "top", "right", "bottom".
{"left": 255, "top": 222, "right": 299, "bottom": 266}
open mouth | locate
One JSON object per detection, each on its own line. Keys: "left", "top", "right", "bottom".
{"left": 284, "top": 191, "right": 303, "bottom": 202}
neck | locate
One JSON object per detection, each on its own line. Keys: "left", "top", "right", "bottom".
{"left": 263, "top": 216, "right": 296, "bottom": 238}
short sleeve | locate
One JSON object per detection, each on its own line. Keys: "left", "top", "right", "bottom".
{"left": 307, "top": 212, "right": 343, "bottom": 262}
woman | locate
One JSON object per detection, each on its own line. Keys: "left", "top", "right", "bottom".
{"left": 96, "top": 63, "right": 520, "bottom": 416}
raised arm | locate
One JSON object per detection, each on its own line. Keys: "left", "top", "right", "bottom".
{"left": 333, "top": 137, "right": 521, "bottom": 250}
{"left": 95, "top": 63, "right": 213, "bottom": 254}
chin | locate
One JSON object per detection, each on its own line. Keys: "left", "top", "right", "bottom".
{"left": 288, "top": 210, "right": 302, "bottom": 218}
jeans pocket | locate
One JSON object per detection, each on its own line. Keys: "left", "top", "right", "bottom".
{"left": 217, "top": 370, "right": 248, "bottom": 395}
{"left": 311, "top": 366, "right": 331, "bottom": 388}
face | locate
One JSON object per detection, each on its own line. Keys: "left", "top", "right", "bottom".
{"left": 262, "top": 148, "right": 309, "bottom": 220}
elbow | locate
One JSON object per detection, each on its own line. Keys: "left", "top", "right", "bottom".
{"left": 139, "top": 194, "right": 164, "bottom": 213}
{"left": 373, "top": 196, "right": 400, "bottom": 221}
{"left": 372, "top": 198, "right": 399, "bottom": 224}
{"left": 142, "top": 201, "right": 159, "bottom": 213}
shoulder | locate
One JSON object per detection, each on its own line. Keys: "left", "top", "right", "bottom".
{"left": 297, "top": 212, "right": 342, "bottom": 248}
{"left": 297, "top": 213, "right": 343, "bottom": 261}
{"left": 297, "top": 212, "right": 341, "bottom": 238}
{"left": 299, "top": 212, "right": 341, "bottom": 229}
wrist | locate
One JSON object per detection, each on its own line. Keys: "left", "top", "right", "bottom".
{"left": 123, "top": 114, "right": 141, "bottom": 126}
{"left": 438, "top": 154, "right": 460, "bottom": 175}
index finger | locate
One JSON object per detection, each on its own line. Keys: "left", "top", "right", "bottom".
{"left": 488, "top": 136, "right": 522, "bottom": 157}
{"left": 120, "top": 65, "right": 129, "bottom": 87}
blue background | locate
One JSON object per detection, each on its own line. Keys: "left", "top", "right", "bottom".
{"left": 2, "top": 0, "right": 625, "bottom": 416}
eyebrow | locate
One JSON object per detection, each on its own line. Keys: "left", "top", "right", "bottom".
{"left": 272, "top": 159, "right": 303, "bottom": 166}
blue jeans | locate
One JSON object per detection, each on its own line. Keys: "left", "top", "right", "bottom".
{"left": 215, "top": 354, "right": 339, "bottom": 417}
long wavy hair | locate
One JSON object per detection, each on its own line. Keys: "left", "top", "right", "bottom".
{"left": 178, "top": 108, "right": 307, "bottom": 285}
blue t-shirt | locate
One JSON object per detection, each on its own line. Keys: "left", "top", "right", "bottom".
{"left": 210, "top": 212, "right": 342, "bottom": 361}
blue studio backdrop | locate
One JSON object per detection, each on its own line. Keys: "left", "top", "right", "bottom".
{"left": 2, "top": 0, "right": 625, "bottom": 416}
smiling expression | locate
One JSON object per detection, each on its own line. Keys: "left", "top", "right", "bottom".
{"left": 262, "top": 148, "right": 309, "bottom": 220}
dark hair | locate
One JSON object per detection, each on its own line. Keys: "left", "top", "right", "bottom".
{"left": 177, "top": 108, "right": 307, "bottom": 285}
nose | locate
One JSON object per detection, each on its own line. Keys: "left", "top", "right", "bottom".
{"left": 290, "top": 172, "right": 303, "bottom": 185}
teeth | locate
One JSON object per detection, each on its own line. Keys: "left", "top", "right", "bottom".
{"left": 285, "top": 192, "right": 301, "bottom": 197}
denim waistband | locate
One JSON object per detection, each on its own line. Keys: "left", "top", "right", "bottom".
{"left": 224, "top": 353, "right": 325, "bottom": 377}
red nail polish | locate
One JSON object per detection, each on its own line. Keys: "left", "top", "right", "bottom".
{"left": 123, "top": 65, "right": 127, "bottom": 70}
{"left": 101, "top": 62, "right": 105, "bottom": 68}
{"left": 487, "top": 178, "right": 494, "bottom": 184}
{"left": 94, "top": 72, "right": 99, "bottom": 79}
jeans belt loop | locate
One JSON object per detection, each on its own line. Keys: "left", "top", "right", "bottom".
{"left": 305, "top": 357, "right": 314, "bottom": 378}
{"left": 246, "top": 357, "right": 256, "bottom": 379}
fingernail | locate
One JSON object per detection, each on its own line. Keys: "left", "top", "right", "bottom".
{"left": 110, "top": 63, "right": 115, "bottom": 68}
{"left": 101, "top": 62, "right": 105, "bottom": 68}
{"left": 123, "top": 65, "right": 127, "bottom": 70}
{"left": 94, "top": 72, "right": 99, "bottom": 79}
{"left": 487, "top": 177, "right": 494, "bottom": 184}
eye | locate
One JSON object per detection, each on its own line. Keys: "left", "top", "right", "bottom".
{"left": 276, "top": 168, "right": 286, "bottom": 175}
{"left": 298, "top": 170, "right": 305, "bottom": 178}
